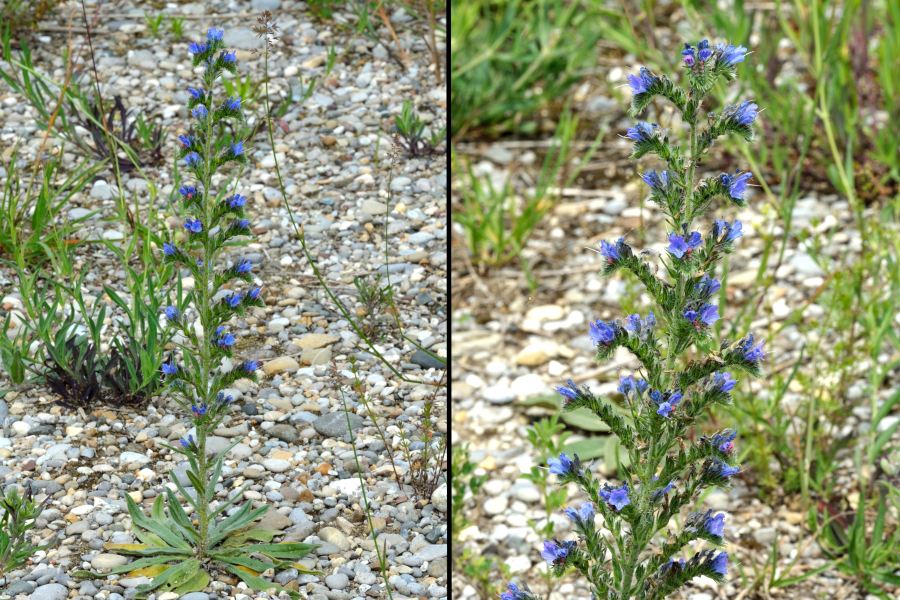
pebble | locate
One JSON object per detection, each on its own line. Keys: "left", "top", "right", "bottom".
{"left": 263, "top": 458, "right": 291, "bottom": 473}
{"left": 430, "top": 483, "right": 447, "bottom": 512}
{"left": 91, "top": 553, "right": 129, "bottom": 571}
{"left": 325, "top": 573, "right": 350, "bottom": 590}
{"left": 263, "top": 356, "right": 300, "bottom": 375}
{"left": 411, "top": 349, "right": 446, "bottom": 369}
{"left": 29, "top": 583, "right": 68, "bottom": 600}
{"left": 313, "top": 412, "right": 363, "bottom": 438}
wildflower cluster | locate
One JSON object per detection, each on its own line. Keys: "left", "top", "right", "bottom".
{"left": 102, "top": 27, "right": 313, "bottom": 598}
{"left": 505, "top": 40, "right": 766, "bottom": 599}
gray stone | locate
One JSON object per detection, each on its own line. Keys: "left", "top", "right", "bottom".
{"left": 250, "top": 0, "right": 281, "bottom": 10}
{"left": 179, "top": 594, "right": 210, "bottom": 600}
{"left": 313, "top": 412, "right": 363, "bottom": 438}
{"left": 127, "top": 50, "right": 156, "bottom": 70}
{"left": 416, "top": 543, "right": 447, "bottom": 561}
{"left": 410, "top": 349, "right": 445, "bottom": 369}
{"left": 269, "top": 424, "right": 299, "bottom": 443}
{"left": 224, "top": 28, "right": 262, "bottom": 50}
{"left": 29, "top": 583, "right": 67, "bottom": 600}
{"left": 325, "top": 573, "right": 350, "bottom": 590}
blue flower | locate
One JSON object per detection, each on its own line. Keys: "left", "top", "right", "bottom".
{"left": 221, "top": 50, "right": 237, "bottom": 63}
{"left": 651, "top": 479, "right": 675, "bottom": 500}
{"left": 697, "top": 39, "right": 712, "bottom": 62}
{"left": 717, "top": 43, "right": 748, "bottom": 66}
{"left": 207, "top": 27, "right": 224, "bottom": 41}
{"left": 179, "top": 434, "right": 195, "bottom": 448}
{"left": 188, "top": 42, "right": 208, "bottom": 55}
{"left": 231, "top": 141, "right": 243, "bottom": 157}
{"left": 713, "top": 219, "right": 743, "bottom": 243}
{"left": 178, "top": 134, "right": 194, "bottom": 148}
{"left": 712, "top": 460, "right": 740, "bottom": 479}
{"left": 710, "top": 551, "right": 728, "bottom": 576}
{"left": 662, "top": 557, "right": 686, "bottom": 574}
{"left": 235, "top": 258, "right": 253, "bottom": 274}
{"left": 705, "top": 513, "right": 725, "bottom": 538}
{"left": 696, "top": 275, "right": 721, "bottom": 298}
{"left": 161, "top": 361, "right": 178, "bottom": 376}
{"left": 540, "top": 539, "right": 576, "bottom": 567}
{"left": 624, "top": 311, "right": 655, "bottom": 339}
{"left": 564, "top": 502, "right": 595, "bottom": 527}
{"left": 618, "top": 375, "right": 648, "bottom": 396}
{"left": 179, "top": 185, "right": 198, "bottom": 200}
{"left": 738, "top": 333, "right": 765, "bottom": 364}
{"left": 191, "top": 403, "right": 208, "bottom": 417}
{"left": 599, "top": 238, "right": 624, "bottom": 264}
{"left": 225, "top": 96, "right": 241, "bottom": 111}
{"left": 625, "top": 121, "right": 657, "bottom": 142}
{"left": 163, "top": 242, "right": 177, "bottom": 256}
{"left": 184, "top": 152, "right": 202, "bottom": 167}
{"left": 224, "top": 292, "right": 243, "bottom": 308}
{"left": 667, "top": 231, "right": 702, "bottom": 259}
{"left": 653, "top": 390, "right": 683, "bottom": 418}
{"left": 548, "top": 453, "right": 582, "bottom": 477}
{"left": 589, "top": 319, "right": 617, "bottom": 346}
{"left": 500, "top": 582, "right": 536, "bottom": 600}
{"left": 627, "top": 67, "right": 656, "bottom": 94}
{"left": 599, "top": 484, "right": 630, "bottom": 511}
{"left": 214, "top": 326, "right": 236, "bottom": 348}
{"left": 555, "top": 379, "right": 580, "bottom": 404}
{"left": 192, "top": 105, "right": 208, "bottom": 119}
{"left": 164, "top": 306, "right": 179, "bottom": 321}
{"left": 712, "top": 371, "right": 736, "bottom": 394}
{"left": 247, "top": 286, "right": 262, "bottom": 300}
{"left": 711, "top": 429, "right": 738, "bottom": 454}
{"left": 216, "top": 391, "right": 234, "bottom": 405}
{"left": 720, "top": 171, "right": 752, "bottom": 201}
{"left": 642, "top": 169, "right": 669, "bottom": 190}
{"left": 726, "top": 100, "right": 758, "bottom": 126}
{"left": 184, "top": 218, "right": 203, "bottom": 234}
{"left": 684, "top": 303, "right": 719, "bottom": 329}
{"left": 186, "top": 87, "right": 204, "bottom": 99}
{"left": 235, "top": 218, "right": 251, "bottom": 229}
{"left": 242, "top": 359, "right": 261, "bottom": 373}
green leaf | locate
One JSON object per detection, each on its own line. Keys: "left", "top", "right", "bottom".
{"left": 125, "top": 494, "right": 191, "bottom": 551}
{"left": 518, "top": 394, "right": 561, "bottom": 410}
{"left": 223, "top": 564, "right": 299, "bottom": 600}
{"left": 134, "top": 559, "right": 199, "bottom": 595}
{"left": 209, "top": 503, "right": 268, "bottom": 547}
{"left": 212, "top": 551, "right": 276, "bottom": 573}
{"left": 561, "top": 407, "right": 612, "bottom": 432}
{"left": 172, "top": 569, "right": 210, "bottom": 595}
{"left": 245, "top": 542, "right": 317, "bottom": 560}
{"left": 164, "top": 489, "right": 199, "bottom": 542}
{"left": 562, "top": 437, "right": 608, "bottom": 461}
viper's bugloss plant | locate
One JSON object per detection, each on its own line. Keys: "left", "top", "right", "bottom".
{"left": 88, "top": 27, "right": 315, "bottom": 598}
{"left": 504, "top": 40, "right": 766, "bottom": 599}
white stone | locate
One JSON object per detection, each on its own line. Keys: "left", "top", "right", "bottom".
{"left": 92, "top": 553, "right": 129, "bottom": 571}
{"left": 263, "top": 458, "right": 291, "bottom": 473}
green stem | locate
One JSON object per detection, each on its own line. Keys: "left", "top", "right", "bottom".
{"left": 195, "top": 69, "right": 216, "bottom": 561}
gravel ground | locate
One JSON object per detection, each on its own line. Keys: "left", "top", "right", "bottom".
{"left": 450, "top": 80, "right": 900, "bottom": 598}
{"left": 0, "top": 1, "right": 447, "bottom": 599}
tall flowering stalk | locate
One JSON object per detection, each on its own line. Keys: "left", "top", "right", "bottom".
{"left": 95, "top": 28, "right": 314, "bottom": 598}
{"left": 503, "top": 40, "right": 764, "bottom": 599}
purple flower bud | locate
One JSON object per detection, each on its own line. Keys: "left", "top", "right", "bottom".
{"left": 191, "top": 403, "right": 208, "bottom": 417}
{"left": 599, "top": 238, "right": 622, "bottom": 264}
{"left": 697, "top": 39, "right": 712, "bottom": 62}
{"left": 696, "top": 275, "right": 721, "bottom": 297}
{"left": 738, "top": 333, "right": 765, "bottom": 364}
{"left": 188, "top": 42, "right": 208, "bottom": 55}
{"left": 624, "top": 311, "right": 655, "bottom": 339}
{"left": 618, "top": 375, "right": 648, "bottom": 396}
{"left": 184, "top": 152, "right": 202, "bottom": 167}
{"left": 207, "top": 27, "right": 224, "bottom": 41}
{"left": 178, "top": 134, "right": 194, "bottom": 148}
{"left": 247, "top": 286, "right": 262, "bottom": 300}
{"left": 225, "top": 194, "right": 246, "bottom": 208}
{"left": 221, "top": 50, "right": 237, "bottom": 63}
{"left": 667, "top": 231, "right": 701, "bottom": 259}
{"left": 720, "top": 171, "right": 752, "bottom": 201}
{"left": 651, "top": 479, "right": 675, "bottom": 500}
{"left": 727, "top": 100, "right": 758, "bottom": 126}
{"left": 192, "top": 105, "right": 208, "bottom": 119}
{"left": 242, "top": 360, "right": 262, "bottom": 373}
{"left": 163, "top": 242, "right": 177, "bottom": 256}
{"left": 186, "top": 87, "right": 204, "bottom": 99}
{"left": 712, "top": 372, "right": 736, "bottom": 394}
{"left": 180, "top": 434, "right": 194, "bottom": 448}
{"left": 164, "top": 306, "right": 179, "bottom": 321}
{"left": 711, "top": 459, "right": 740, "bottom": 479}
{"left": 161, "top": 361, "right": 178, "bottom": 376}
{"left": 225, "top": 96, "right": 241, "bottom": 111}
{"left": 500, "top": 582, "right": 537, "bottom": 600}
